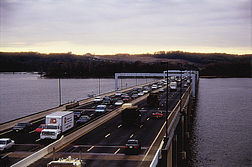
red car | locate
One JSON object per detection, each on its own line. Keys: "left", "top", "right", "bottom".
{"left": 152, "top": 111, "right": 164, "bottom": 119}
{"left": 35, "top": 124, "right": 46, "bottom": 133}
{"left": 122, "top": 96, "right": 130, "bottom": 103}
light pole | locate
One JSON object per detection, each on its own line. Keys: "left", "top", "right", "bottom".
{"left": 98, "top": 77, "right": 101, "bottom": 95}
{"left": 58, "top": 62, "right": 63, "bottom": 106}
{"left": 165, "top": 66, "right": 169, "bottom": 139}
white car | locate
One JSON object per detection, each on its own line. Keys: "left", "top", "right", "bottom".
{"left": 151, "top": 84, "right": 157, "bottom": 89}
{"left": 115, "top": 92, "right": 122, "bottom": 97}
{"left": 0, "top": 138, "right": 14, "bottom": 152}
{"left": 95, "top": 105, "right": 107, "bottom": 113}
{"left": 138, "top": 92, "right": 144, "bottom": 96}
{"left": 115, "top": 100, "right": 124, "bottom": 106}
{"left": 93, "top": 96, "right": 103, "bottom": 102}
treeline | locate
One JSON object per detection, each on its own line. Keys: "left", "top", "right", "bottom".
{"left": 0, "top": 51, "right": 251, "bottom": 78}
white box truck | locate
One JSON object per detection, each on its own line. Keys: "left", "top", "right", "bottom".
{"left": 40, "top": 111, "right": 74, "bottom": 140}
{"left": 170, "top": 81, "right": 177, "bottom": 91}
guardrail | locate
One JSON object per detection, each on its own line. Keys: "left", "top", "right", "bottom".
{"left": 11, "top": 84, "right": 161, "bottom": 167}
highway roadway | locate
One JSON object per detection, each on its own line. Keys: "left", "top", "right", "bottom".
{"left": 27, "top": 84, "right": 188, "bottom": 167}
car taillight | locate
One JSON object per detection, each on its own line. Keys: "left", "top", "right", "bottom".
{"left": 125, "top": 146, "right": 128, "bottom": 148}
{"left": 134, "top": 146, "right": 137, "bottom": 149}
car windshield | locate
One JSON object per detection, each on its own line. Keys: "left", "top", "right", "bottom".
{"left": 96, "top": 107, "right": 105, "bottom": 110}
{"left": 38, "top": 125, "right": 45, "bottom": 128}
{"left": 0, "top": 140, "right": 7, "bottom": 144}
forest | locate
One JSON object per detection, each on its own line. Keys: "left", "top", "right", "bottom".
{"left": 0, "top": 51, "right": 251, "bottom": 78}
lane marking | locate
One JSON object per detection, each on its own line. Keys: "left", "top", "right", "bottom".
{"left": 130, "top": 134, "right": 134, "bottom": 138}
{"left": 0, "top": 129, "right": 12, "bottom": 136}
{"left": 114, "top": 148, "right": 121, "bottom": 154}
{"left": 117, "top": 124, "right": 122, "bottom": 128}
{"left": 87, "top": 146, "right": 94, "bottom": 152}
{"left": 29, "top": 130, "right": 35, "bottom": 134}
{"left": 140, "top": 125, "right": 143, "bottom": 128}
{"left": 105, "top": 133, "right": 111, "bottom": 138}
{"left": 35, "top": 138, "right": 41, "bottom": 142}
{"left": 147, "top": 117, "right": 150, "bottom": 121}
{"left": 90, "top": 114, "right": 94, "bottom": 117}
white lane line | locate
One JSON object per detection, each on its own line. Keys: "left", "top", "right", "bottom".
{"left": 147, "top": 117, "right": 150, "bottom": 121}
{"left": 105, "top": 133, "right": 111, "bottom": 138}
{"left": 87, "top": 146, "right": 94, "bottom": 152}
{"left": 0, "top": 129, "right": 12, "bottom": 136}
{"left": 29, "top": 130, "right": 35, "bottom": 134}
{"left": 35, "top": 138, "right": 41, "bottom": 142}
{"left": 117, "top": 124, "right": 122, "bottom": 128}
{"left": 140, "top": 125, "right": 143, "bottom": 128}
{"left": 90, "top": 114, "right": 94, "bottom": 117}
{"left": 129, "top": 134, "right": 134, "bottom": 138}
{"left": 114, "top": 148, "right": 121, "bottom": 154}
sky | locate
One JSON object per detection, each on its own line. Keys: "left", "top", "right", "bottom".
{"left": 0, "top": 0, "right": 251, "bottom": 55}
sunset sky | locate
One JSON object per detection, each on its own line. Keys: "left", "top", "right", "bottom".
{"left": 0, "top": 0, "right": 251, "bottom": 55}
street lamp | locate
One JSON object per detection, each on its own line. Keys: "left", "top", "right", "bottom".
{"left": 57, "top": 62, "right": 63, "bottom": 106}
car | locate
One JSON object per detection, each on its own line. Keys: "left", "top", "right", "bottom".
{"left": 95, "top": 105, "right": 107, "bottom": 113}
{"left": 151, "top": 84, "right": 158, "bottom": 89}
{"left": 121, "top": 93, "right": 129, "bottom": 98}
{"left": 138, "top": 92, "right": 144, "bottom": 96}
{"left": 0, "top": 138, "right": 15, "bottom": 152}
{"left": 102, "top": 96, "right": 112, "bottom": 105}
{"left": 35, "top": 124, "right": 46, "bottom": 133}
{"left": 115, "top": 100, "right": 124, "bottom": 106}
{"left": 131, "top": 94, "right": 138, "bottom": 99}
{"left": 115, "top": 92, "right": 122, "bottom": 97}
{"left": 73, "top": 111, "right": 82, "bottom": 119}
{"left": 76, "top": 115, "right": 91, "bottom": 124}
{"left": 143, "top": 89, "right": 149, "bottom": 94}
{"left": 13, "top": 122, "right": 32, "bottom": 133}
{"left": 122, "top": 96, "right": 130, "bottom": 103}
{"left": 124, "top": 139, "right": 141, "bottom": 155}
{"left": 93, "top": 96, "right": 103, "bottom": 103}
{"left": 152, "top": 111, "right": 164, "bottom": 119}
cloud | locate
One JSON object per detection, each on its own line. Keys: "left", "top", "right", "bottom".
{"left": 0, "top": 0, "right": 251, "bottom": 53}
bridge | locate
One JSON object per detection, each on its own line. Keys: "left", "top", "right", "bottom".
{"left": 0, "top": 70, "right": 199, "bottom": 167}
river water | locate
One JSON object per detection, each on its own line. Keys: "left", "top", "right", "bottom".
{"left": 187, "top": 78, "right": 252, "bottom": 167}
{"left": 0, "top": 72, "right": 155, "bottom": 124}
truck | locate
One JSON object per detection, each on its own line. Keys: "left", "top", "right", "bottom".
{"left": 121, "top": 106, "right": 141, "bottom": 126}
{"left": 40, "top": 111, "right": 74, "bottom": 140}
{"left": 147, "top": 92, "right": 160, "bottom": 108}
{"left": 170, "top": 81, "right": 177, "bottom": 91}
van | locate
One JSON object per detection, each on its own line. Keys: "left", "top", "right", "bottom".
{"left": 122, "top": 103, "right": 133, "bottom": 109}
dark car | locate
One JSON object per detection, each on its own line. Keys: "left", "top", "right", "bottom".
{"left": 122, "top": 96, "right": 130, "bottom": 103}
{"left": 125, "top": 139, "right": 141, "bottom": 155}
{"left": 74, "top": 111, "right": 82, "bottom": 119}
{"left": 76, "top": 116, "right": 91, "bottom": 125}
{"left": 102, "top": 96, "right": 112, "bottom": 105}
{"left": 152, "top": 111, "right": 164, "bottom": 119}
{"left": 13, "top": 122, "right": 32, "bottom": 133}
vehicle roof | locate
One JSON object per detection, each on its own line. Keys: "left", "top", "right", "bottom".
{"left": 0, "top": 138, "right": 11, "bottom": 141}
{"left": 47, "top": 111, "right": 73, "bottom": 117}
{"left": 97, "top": 105, "right": 106, "bottom": 107}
